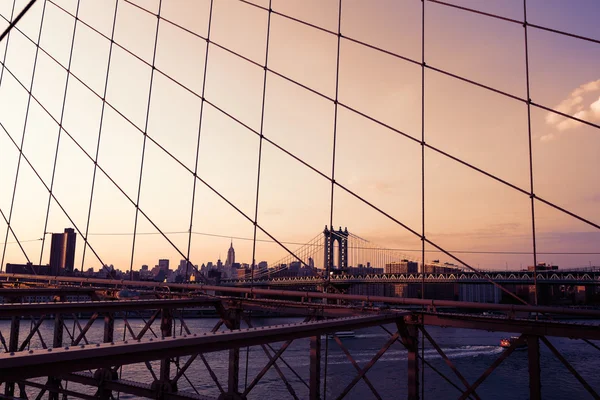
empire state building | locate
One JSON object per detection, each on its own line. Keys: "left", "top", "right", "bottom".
{"left": 225, "top": 241, "right": 235, "bottom": 267}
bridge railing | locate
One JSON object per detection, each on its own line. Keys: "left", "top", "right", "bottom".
{"left": 0, "top": 282, "right": 599, "bottom": 399}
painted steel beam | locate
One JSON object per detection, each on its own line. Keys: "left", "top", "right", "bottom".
{"left": 0, "top": 287, "right": 97, "bottom": 297}
{"left": 0, "top": 297, "right": 219, "bottom": 317}
{"left": 0, "top": 313, "right": 406, "bottom": 382}
{"left": 417, "top": 313, "right": 600, "bottom": 340}
{"left": 3, "top": 273, "right": 600, "bottom": 318}
{"left": 225, "top": 298, "right": 380, "bottom": 318}
{"left": 63, "top": 372, "right": 215, "bottom": 400}
{"left": 527, "top": 336, "right": 542, "bottom": 400}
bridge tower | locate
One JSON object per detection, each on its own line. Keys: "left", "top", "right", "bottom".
{"left": 323, "top": 226, "right": 349, "bottom": 275}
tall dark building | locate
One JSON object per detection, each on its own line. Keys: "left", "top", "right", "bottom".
{"left": 225, "top": 241, "right": 235, "bottom": 268}
{"left": 49, "top": 228, "right": 77, "bottom": 275}
{"left": 65, "top": 228, "right": 76, "bottom": 271}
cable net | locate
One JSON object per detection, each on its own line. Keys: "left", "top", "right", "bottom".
{"left": 0, "top": 0, "right": 598, "bottom": 298}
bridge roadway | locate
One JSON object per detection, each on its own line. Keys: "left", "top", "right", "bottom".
{"left": 222, "top": 270, "right": 600, "bottom": 286}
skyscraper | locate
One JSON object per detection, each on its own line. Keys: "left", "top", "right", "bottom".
{"left": 225, "top": 241, "right": 235, "bottom": 267}
{"left": 49, "top": 228, "right": 77, "bottom": 275}
{"left": 65, "top": 228, "right": 76, "bottom": 271}
{"left": 158, "top": 259, "right": 169, "bottom": 273}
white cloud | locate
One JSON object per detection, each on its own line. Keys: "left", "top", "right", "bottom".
{"left": 544, "top": 79, "right": 600, "bottom": 137}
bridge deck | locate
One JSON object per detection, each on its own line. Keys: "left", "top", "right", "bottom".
{"left": 0, "top": 313, "right": 407, "bottom": 381}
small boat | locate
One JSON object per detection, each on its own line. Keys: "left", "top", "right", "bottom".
{"left": 500, "top": 336, "right": 527, "bottom": 349}
{"left": 326, "top": 331, "right": 356, "bottom": 339}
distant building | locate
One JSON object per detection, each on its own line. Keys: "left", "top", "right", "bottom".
{"left": 344, "top": 266, "right": 383, "bottom": 275}
{"left": 6, "top": 263, "right": 51, "bottom": 275}
{"left": 527, "top": 263, "right": 558, "bottom": 272}
{"left": 225, "top": 241, "right": 235, "bottom": 267}
{"left": 422, "top": 261, "right": 461, "bottom": 274}
{"left": 157, "top": 259, "right": 169, "bottom": 273}
{"left": 177, "top": 259, "right": 193, "bottom": 278}
{"left": 385, "top": 260, "right": 418, "bottom": 274}
{"left": 49, "top": 228, "right": 76, "bottom": 275}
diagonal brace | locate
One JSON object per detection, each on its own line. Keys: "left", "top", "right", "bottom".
{"left": 73, "top": 312, "right": 98, "bottom": 346}
{"left": 335, "top": 332, "right": 400, "bottom": 400}
{"left": 243, "top": 339, "right": 295, "bottom": 396}
{"left": 19, "top": 315, "right": 46, "bottom": 352}
{"left": 333, "top": 335, "right": 382, "bottom": 400}
{"left": 420, "top": 326, "right": 481, "bottom": 400}
{"left": 71, "top": 314, "right": 90, "bottom": 345}
{"left": 541, "top": 336, "right": 600, "bottom": 400}
{"left": 458, "top": 335, "right": 525, "bottom": 400}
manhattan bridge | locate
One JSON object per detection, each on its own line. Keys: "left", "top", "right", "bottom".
{"left": 0, "top": 1, "right": 600, "bottom": 399}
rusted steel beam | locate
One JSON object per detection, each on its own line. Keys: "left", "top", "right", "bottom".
{"left": 241, "top": 315, "right": 300, "bottom": 400}
{"left": 159, "top": 308, "right": 174, "bottom": 392}
{"left": 73, "top": 312, "right": 98, "bottom": 346}
{"left": 310, "top": 335, "right": 321, "bottom": 400}
{"left": 226, "top": 298, "right": 376, "bottom": 318}
{"left": 333, "top": 335, "right": 381, "bottom": 400}
{"left": 0, "top": 329, "right": 8, "bottom": 352}
{"left": 458, "top": 335, "right": 526, "bottom": 400}
{"left": 265, "top": 343, "right": 299, "bottom": 400}
{"left": 63, "top": 372, "right": 216, "bottom": 400}
{"left": 210, "top": 319, "right": 224, "bottom": 333}
{"left": 540, "top": 337, "right": 600, "bottom": 400}
{"left": 227, "top": 310, "right": 241, "bottom": 397}
{"left": 103, "top": 313, "right": 114, "bottom": 344}
{"left": 71, "top": 313, "right": 91, "bottom": 345}
{"left": 48, "top": 313, "right": 64, "bottom": 400}
{"left": 18, "top": 315, "right": 46, "bottom": 352}
{"left": 199, "top": 354, "right": 225, "bottom": 395}
{"left": 243, "top": 315, "right": 311, "bottom": 390}
{"left": 172, "top": 354, "right": 198, "bottom": 385}
{"left": 527, "top": 336, "right": 541, "bottom": 400}
{"left": 243, "top": 339, "right": 294, "bottom": 397}
{"left": 0, "top": 297, "right": 218, "bottom": 317}
{"left": 173, "top": 312, "right": 225, "bottom": 394}
{"left": 123, "top": 316, "right": 138, "bottom": 340}
{"left": 34, "top": 322, "right": 47, "bottom": 350}
{"left": 420, "top": 326, "right": 480, "bottom": 400}
{"left": 0, "top": 287, "right": 97, "bottom": 298}
{"left": 137, "top": 309, "right": 161, "bottom": 340}
{"left": 335, "top": 332, "right": 401, "bottom": 400}
{"left": 19, "top": 379, "right": 96, "bottom": 400}
{"left": 381, "top": 325, "right": 474, "bottom": 399}
{"left": 4, "top": 316, "right": 20, "bottom": 396}
{"left": 398, "top": 323, "right": 419, "bottom": 400}
{"left": 1, "top": 315, "right": 402, "bottom": 390}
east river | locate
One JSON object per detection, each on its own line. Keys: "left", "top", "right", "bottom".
{"left": 1, "top": 317, "right": 599, "bottom": 399}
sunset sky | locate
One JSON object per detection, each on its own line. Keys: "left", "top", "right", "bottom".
{"left": 0, "top": 0, "right": 599, "bottom": 273}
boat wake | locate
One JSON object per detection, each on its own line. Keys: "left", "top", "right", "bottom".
{"left": 319, "top": 345, "right": 503, "bottom": 366}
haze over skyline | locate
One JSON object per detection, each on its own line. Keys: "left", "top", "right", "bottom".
{"left": 0, "top": 0, "right": 599, "bottom": 274}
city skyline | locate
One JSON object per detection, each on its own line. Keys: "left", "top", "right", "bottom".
{"left": 0, "top": 1, "right": 599, "bottom": 275}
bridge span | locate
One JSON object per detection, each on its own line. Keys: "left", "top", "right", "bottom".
{"left": 222, "top": 270, "right": 600, "bottom": 287}
{"left": 0, "top": 274, "right": 600, "bottom": 400}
